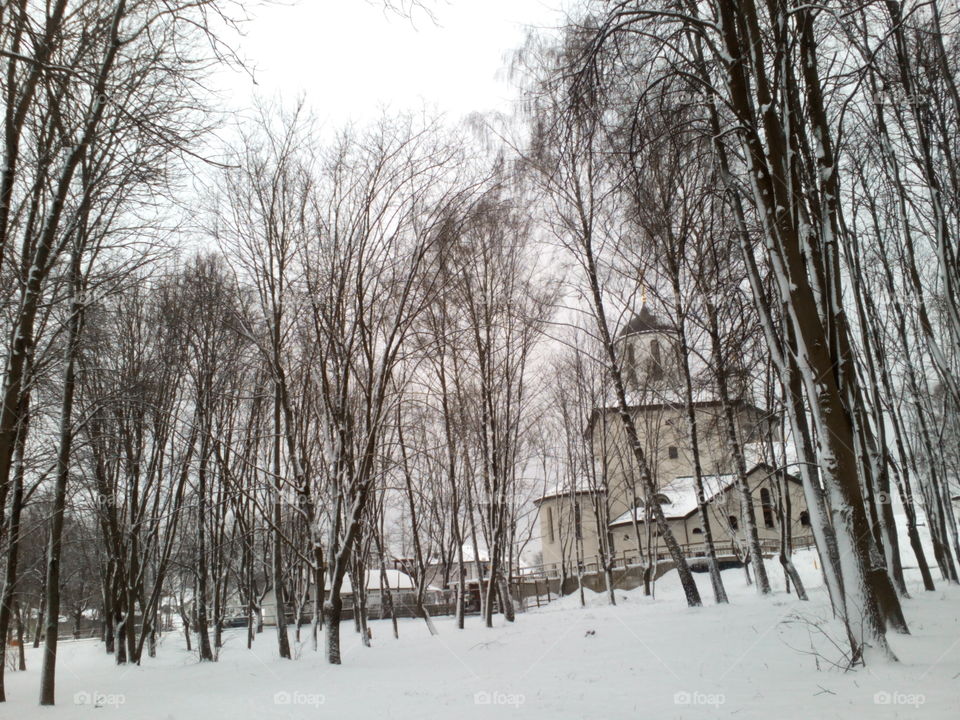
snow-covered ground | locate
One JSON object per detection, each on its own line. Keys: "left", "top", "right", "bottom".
{"left": 5, "top": 549, "right": 958, "bottom": 719}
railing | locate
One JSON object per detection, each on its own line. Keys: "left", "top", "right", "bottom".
{"left": 514, "top": 534, "right": 817, "bottom": 582}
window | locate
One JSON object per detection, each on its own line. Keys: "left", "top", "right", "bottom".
{"left": 760, "top": 488, "right": 775, "bottom": 528}
{"left": 546, "top": 506, "right": 555, "bottom": 543}
{"left": 799, "top": 511, "right": 810, "bottom": 528}
{"left": 574, "top": 502, "right": 582, "bottom": 540}
{"left": 625, "top": 344, "right": 637, "bottom": 387}
{"left": 729, "top": 515, "right": 739, "bottom": 531}
{"left": 691, "top": 527, "right": 703, "bottom": 535}
{"left": 668, "top": 446, "right": 678, "bottom": 460}
{"left": 650, "top": 339, "right": 663, "bottom": 379}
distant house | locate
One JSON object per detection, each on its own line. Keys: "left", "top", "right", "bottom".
{"left": 535, "top": 305, "right": 814, "bottom": 576}
{"left": 261, "top": 569, "right": 447, "bottom": 626}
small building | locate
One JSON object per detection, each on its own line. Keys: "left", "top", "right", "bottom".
{"left": 261, "top": 569, "right": 448, "bottom": 626}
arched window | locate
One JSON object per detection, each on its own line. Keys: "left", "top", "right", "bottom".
{"left": 760, "top": 488, "right": 775, "bottom": 528}
{"left": 649, "top": 338, "right": 663, "bottom": 379}
{"left": 799, "top": 511, "right": 810, "bottom": 527}
{"left": 728, "top": 515, "right": 739, "bottom": 531}
{"left": 691, "top": 527, "right": 703, "bottom": 535}
{"left": 625, "top": 343, "right": 637, "bottom": 387}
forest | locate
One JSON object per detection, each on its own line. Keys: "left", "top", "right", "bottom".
{"left": 0, "top": 0, "right": 958, "bottom": 715}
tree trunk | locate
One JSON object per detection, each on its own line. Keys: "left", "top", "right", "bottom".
{"left": 580, "top": 226, "right": 701, "bottom": 607}
{"left": 0, "top": 409, "right": 28, "bottom": 702}
{"left": 676, "top": 308, "right": 727, "bottom": 604}
{"left": 195, "top": 431, "right": 213, "bottom": 661}
{"left": 271, "top": 386, "right": 291, "bottom": 660}
{"left": 39, "top": 246, "right": 85, "bottom": 706}
{"left": 323, "top": 587, "right": 344, "bottom": 665}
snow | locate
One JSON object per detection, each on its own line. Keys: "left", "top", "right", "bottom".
{"left": 4, "top": 540, "right": 957, "bottom": 718}
{"left": 6, "top": 575, "right": 956, "bottom": 718}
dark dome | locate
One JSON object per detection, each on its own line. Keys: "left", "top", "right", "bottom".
{"left": 619, "top": 306, "right": 672, "bottom": 337}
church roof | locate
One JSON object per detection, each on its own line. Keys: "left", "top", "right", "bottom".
{"left": 609, "top": 474, "right": 732, "bottom": 524}
{"left": 607, "top": 464, "right": 801, "bottom": 526}
{"left": 585, "top": 398, "right": 774, "bottom": 438}
{"left": 618, "top": 306, "right": 673, "bottom": 338}
{"left": 533, "top": 486, "right": 602, "bottom": 505}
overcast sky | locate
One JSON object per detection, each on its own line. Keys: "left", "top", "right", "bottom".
{"left": 219, "top": 1, "right": 566, "bottom": 126}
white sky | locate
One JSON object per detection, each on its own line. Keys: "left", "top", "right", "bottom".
{"left": 219, "top": 1, "right": 567, "bottom": 126}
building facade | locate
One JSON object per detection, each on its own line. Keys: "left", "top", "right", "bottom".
{"left": 536, "top": 306, "right": 814, "bottom": 575}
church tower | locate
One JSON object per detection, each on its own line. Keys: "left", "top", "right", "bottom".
{"left": 617, "top": 305, "right": 679, "bottom": 397}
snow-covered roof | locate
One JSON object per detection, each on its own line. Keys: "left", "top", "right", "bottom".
{"left": 459, "top": 543, "right": 490, "bottom": 563}
{"left": 609, "top": 474, "right": 735, "bottom": 525}
{"left": 261, "top": 569, "right": 441, "bottom": 605}
{"left": 587, "top": 399, "right": 773, "bottom": 438}
{"left": 592, "top": 398, "right": 769, "bottom": 421}
{"left": 336, "top": 569, "right": 418, "bottom": 594}
{"left": 534, "top": 486, "right": 602, "bottom": 504}
{"left": 621, "top": 387, "right": 721, "bottom": 407}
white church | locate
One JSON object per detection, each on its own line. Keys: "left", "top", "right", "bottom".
{"left": 535, "top": 306, "right": 815, "bottom": 577}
